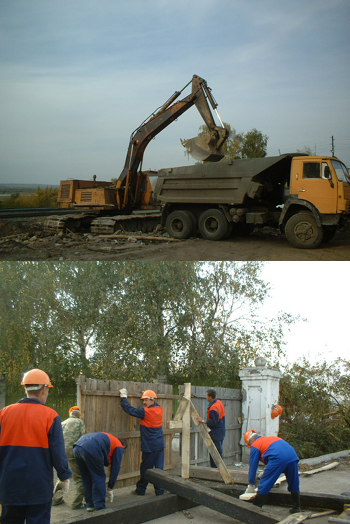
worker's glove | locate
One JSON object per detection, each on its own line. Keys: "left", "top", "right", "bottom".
{"left": 119, "top": 388, "right": 128, "bottom": 398}
{"left": 61, "top": 479, "right": 70, "bottom": 494}
{"left": 106, "top": 490, "right": 114, "bottom": 502}
{"left": 239, "top": 485, "right": 256, "bottom": 501}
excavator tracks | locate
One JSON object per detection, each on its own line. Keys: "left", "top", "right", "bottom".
{"left": 43, "top": 214, "right": 98, "bottom": 234}
{"left": 90, "top": 213, "right": 162, "bottom": 235}
{"left": 43, "top": 212, "right": 162, "bottom": 236}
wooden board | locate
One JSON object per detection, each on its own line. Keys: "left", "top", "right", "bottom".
{"left": 171, "top": 465, "right": 248, "bottom": 484}
{"left": 215, "top": 485, "right": 350, "bottom": 512}
{"left": 277, "top": 513, "right": 311, "bottom": 524}
{"left": 51, "top": 493, "right": 196, "bottom": 524}
{"left": 145, "top": 468, "right": 281, "bottom": 524}
{"left": 188, "top": 399, "right": 233, "bottom": 484}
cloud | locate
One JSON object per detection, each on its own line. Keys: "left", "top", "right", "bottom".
{"left": 1, "top": 0, "right": 349, "bottom": 184}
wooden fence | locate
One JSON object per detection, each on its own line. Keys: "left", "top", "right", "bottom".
{"left": 77, "top": 376, "right": 242, "bottom": 488}
{"left": 179, "top": 385, "right": 242, "bottom": 467}
{"left": 77, "top": 375, "right": 176, "bottom": 488}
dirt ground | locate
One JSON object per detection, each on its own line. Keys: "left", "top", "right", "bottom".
{"left": 50, "top": 453, "right": 350, "bottom": 524}
{"left": 0, "top": 218, "right": 349, "bottom": 261}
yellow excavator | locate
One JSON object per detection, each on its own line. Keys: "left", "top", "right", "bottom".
{"left": 44, "top": 75, "right": 228, "bottom": 235}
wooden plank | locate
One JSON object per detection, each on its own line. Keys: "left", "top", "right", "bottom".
{"left": 216, "top": 485, "right": 350, "bottom": 511}
{"left": 182, "top": 383, "right": 191, "bottom": 479}
{"left": 81, "top": 390, "right": 180, "bottom": 399}
{"left": 145, "top": 469, "right": 280, "bottom": 524}
{"left": 308, "top": 510, "right": 337, "bottom": 519}
{"left": 276, "top": 513, "right": 311, "bottom": 524}
{"left": 168, "top": 420, "right": 183, "bottom": 430}
{"left": 174, "top": 397, "right": 189, "bottom": 421}
{"left": 171, "top": 465, "right": 248, "bottom": 484}
{"left": 53, "top": 493, "right": 196, "bottom": 524}
{"left": 189, "top": 400, "right": 233, "bottom": 485}
{"left": 302, "top": 461, "right": 339, "bottom": 476}
{"left": 99, "top": 234, "right": 182, "bottom": 242}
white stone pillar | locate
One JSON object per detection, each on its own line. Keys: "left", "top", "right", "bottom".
{"left": 239, "top": 357, "right": 282, "bottom": 463}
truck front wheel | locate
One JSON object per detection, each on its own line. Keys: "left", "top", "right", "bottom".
{"left": 166, "top": 210, "right": 195, "bottom": 239}
{"left": 199, "top": 209, "right": 229, "bottom": 241}
{"left": 285, "top": 212, "right": 323, "bottom": 249}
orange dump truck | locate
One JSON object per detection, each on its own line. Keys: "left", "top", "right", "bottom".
{"left": 154, "top": 154, "right": 350, "bottom": 248}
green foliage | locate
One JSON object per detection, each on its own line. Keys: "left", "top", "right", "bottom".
{"left": 192, "top": 124, "right": 268, "bottom": 162}
{"left": 237, "top": 128, "right": 268, "bottom": 159}
{"left": 279, "top": 358, "right": 350, "bottom": 458}
{"left": 0, "top": 261, "right": 296, "bottom": 393}
{"left": 1, "top": 187, "right": 58, "bottom": 209}
{"left": 296, "top": 146, "right": 314, "bottom": 156}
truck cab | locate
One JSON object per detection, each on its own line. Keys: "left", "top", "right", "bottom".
{"left": 281, "top": 156, "right": 350, "bottom": 247}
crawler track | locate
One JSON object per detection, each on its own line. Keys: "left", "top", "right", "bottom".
{"left": 0, "top": 208, "right": 162, "bottom": 235}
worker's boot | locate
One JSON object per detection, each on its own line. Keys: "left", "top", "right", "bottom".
{"left": 289, "top": 492, "right": 301, "bottom": 513}
{"left": 252, "top": 492, "right": 268, "bottom": 508}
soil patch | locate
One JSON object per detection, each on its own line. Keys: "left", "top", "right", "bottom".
{"left": 1, "top": 218, "right": 349, "bottom": 261}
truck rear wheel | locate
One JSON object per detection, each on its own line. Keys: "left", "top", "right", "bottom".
{"left": 198, "top": 209, "right": 229, "bottom": 241}
{"left": 285, "top": 212, "right": 323, "bottom": 249}
{"left": 166, "top": 210, "right": 195, "bottom": 239}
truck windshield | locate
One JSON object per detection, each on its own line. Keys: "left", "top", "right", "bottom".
{"left": 331, "top": 159, "right": 350, "bottom": 184}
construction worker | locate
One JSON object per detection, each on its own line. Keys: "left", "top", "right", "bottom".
{"left": 52, "top": 406, "right": 86, "bottom": 509}
{"left": 197, "top": 389, "right": 226, "bottom": 467}
{"left": 244, "top": 429, "right": 301, "bottom": 513}
{"left": 0, "top": 369, "right": 72, "bottom": 524}
{"left": 119, "top": 388, "right": 165, "bottom": 496}
{"left": 73, "top": 432, "right": 127, "bottom": 512}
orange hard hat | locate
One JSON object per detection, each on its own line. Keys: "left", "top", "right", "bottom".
{"left": 21, "top": 369, "right": 53, "bottom": 389}
{"left": 244, "top": 429, "right": 258, "bottom": 447}
{"left": 69, "top": 406, "right": 80, "bottom": 415}
{"left": 141, "top": 389, "right": 157, "bottom": 399}
{"left": 271, "top": 405, "right": 283, "bottom": 419}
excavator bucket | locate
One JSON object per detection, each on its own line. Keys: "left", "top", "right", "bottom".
{"left": 181, "top": 134, "right": 225, "bottom": 162}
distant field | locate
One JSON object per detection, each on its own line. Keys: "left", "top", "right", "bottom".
{"left": 0, "top": 184, "right": 59, "bottom": 194}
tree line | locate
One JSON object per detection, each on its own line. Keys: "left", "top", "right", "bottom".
{"left": 0, "top": 186, "right": 59, "bottom": 209}
{"left": 0, "top": 261, "right": 292, "bottom": 390}
{"left": 1, "top": 261, "right": 348, "bottom": 458}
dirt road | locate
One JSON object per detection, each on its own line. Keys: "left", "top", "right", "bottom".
{"left": 0, "top": 219, "right": 349, "bottom": 261}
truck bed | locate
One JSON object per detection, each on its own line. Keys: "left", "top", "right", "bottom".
{"left": 154, "top": 154, "right": 299, "bottom": 206}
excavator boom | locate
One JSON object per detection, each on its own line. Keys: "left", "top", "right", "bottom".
{"left": 118, "top": 74, "right": 228, "bottom": 209}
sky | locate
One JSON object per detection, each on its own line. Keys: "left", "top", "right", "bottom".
{"left": 259, "top": 261, "right": 348, "bottom": 367}
{"left": 0, "top": 0, "right": 349, "bottom": 186}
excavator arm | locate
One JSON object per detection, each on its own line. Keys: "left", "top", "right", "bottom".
{"left": 117, "top": 74, "right": 228, "bottom": 210}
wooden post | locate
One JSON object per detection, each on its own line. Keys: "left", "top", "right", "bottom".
{"left": 182, "top": 383, "right": 191, "bottom": 479}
